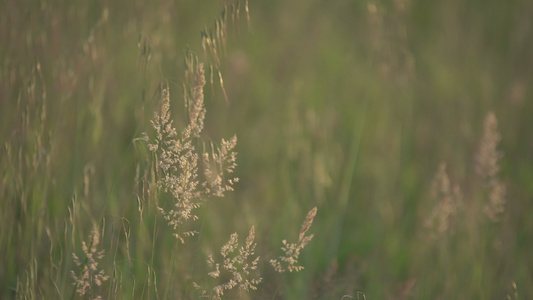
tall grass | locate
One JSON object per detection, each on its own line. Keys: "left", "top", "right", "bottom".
{"left": 1, "top": 1, "right": 319, "bottom": 299}
{"left": 2, "top": 0, "right": 533, "bottom": 299}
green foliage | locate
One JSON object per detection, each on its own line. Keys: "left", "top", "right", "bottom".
{"left": 1, "top": 0, "right": 532, "bottom": 299}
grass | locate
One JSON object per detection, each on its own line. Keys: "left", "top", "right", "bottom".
{"left": 2, "top": 0, "right": 533, "bottom": 299}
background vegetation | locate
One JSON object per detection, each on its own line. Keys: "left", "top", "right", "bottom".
{"left": 1, "top": 0, "right": 532, "bottom": 299}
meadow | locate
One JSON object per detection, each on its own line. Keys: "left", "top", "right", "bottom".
{"left": 1, "top": 0, "right": 532, "bottom": 299}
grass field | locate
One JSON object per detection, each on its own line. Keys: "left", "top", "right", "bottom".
{"left": 1, "top": 0, "right": 533, "bottom": 299}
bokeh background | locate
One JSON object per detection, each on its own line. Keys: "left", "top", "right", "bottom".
{"left": 1, "top": 0, "right": 532, "bottom": 299}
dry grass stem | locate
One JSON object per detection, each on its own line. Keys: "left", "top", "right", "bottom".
{"left": 475, "top": 112, "right": 502, "bottom": 184}
{"left": 476, "top": 112, "right": 506, "bottom": 222}
{"left": 195, "top": 226, "right": 262, "bottom": 299}
{"left": 424, "top": 163, "right": 463, "bottom": 237}
{"left": 270, "top": 207, "right": 317, "bottom": 273}
{"left": 142, "top": 62, "right": 238, "bottom": 243}
{"left": 71, "top": 224, "right": 109, "bottom": 299}
{"left": 484, "top": 181, "right": 506, "bottom": 222}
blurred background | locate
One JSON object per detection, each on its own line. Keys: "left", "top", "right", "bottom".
{"left": 1, "top": 0, "right": 532, "bottom": 299}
